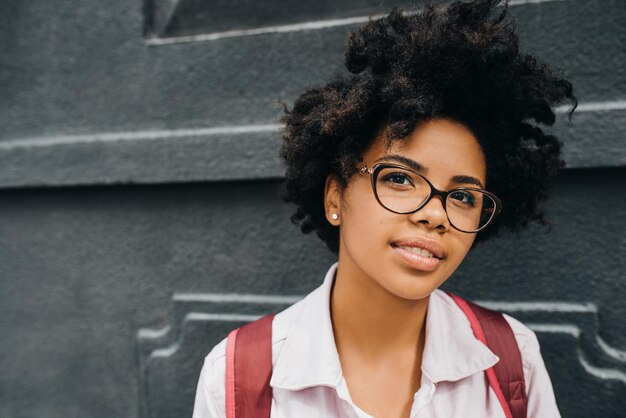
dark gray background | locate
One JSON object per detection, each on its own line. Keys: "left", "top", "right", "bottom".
{"left": 1, "top": 1, "right": 624, "bottom": 417}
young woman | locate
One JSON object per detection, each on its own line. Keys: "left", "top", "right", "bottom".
{"left": 192, "top": 1, "right": 576, "bottom": 417}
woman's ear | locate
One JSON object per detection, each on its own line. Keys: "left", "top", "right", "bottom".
{"left": 324, "top": 174, "right": 342, "bottom": 226}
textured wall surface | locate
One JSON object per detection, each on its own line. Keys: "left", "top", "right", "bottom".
{"left": 0, "top": 0, "right": 624, "bottom": 417}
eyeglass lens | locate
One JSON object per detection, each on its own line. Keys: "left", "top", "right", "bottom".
{"left": 375, "top": 166, "right": 496, "bottom": 232}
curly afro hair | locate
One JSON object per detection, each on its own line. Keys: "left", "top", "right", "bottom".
{"left": 279, "top": 0, "right": 576, "bottom": 254}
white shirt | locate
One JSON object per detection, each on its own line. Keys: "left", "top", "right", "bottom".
{"left": 192, "top": 262, "right": 561, "bottom": 418}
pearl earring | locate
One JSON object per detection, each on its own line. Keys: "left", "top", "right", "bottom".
{"left": 331, "top": 213, "right": 339, "bottom": 220}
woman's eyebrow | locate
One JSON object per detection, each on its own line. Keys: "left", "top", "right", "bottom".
{"left": 374, "top": 154, "right": 427, "bottom": 173}
{"left": 451, "top": 175, "right": 485, "bottom": 189}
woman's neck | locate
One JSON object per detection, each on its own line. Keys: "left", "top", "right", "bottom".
{"left": 330, "top": 261, "right": 429, "bottom": 360}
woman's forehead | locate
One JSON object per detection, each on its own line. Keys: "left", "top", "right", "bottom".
{"left": 362, "top": 118, "right": 487, "bottom": 180}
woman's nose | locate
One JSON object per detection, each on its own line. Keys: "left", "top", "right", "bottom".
{"left": 407, "top": 195, "right": 450, "bottom": 231}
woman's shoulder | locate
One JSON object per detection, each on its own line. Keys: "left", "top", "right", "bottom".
{"left": 434, "top": 289, "right": 540, "bottom": 346}
{"left": 204, "top": 292, "right": 309, "bottom": 367}
{"left": 501, "top": 312, "right": 543, "bottom": 384}
{"left": 501, "top": 311, "right": 540, "bottom": 352}
{"left": 192, "top": 294, "right": 309, "bottom": 417}
{"left": 500, "top": 311, "right": 560, "bottom": 415}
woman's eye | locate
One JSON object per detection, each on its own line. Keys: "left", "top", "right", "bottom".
{"left": 382, "top": 173, "right": 413, "bottom": 186}
{"left": 450, "top": 191, "right": 476, "bottom": 205}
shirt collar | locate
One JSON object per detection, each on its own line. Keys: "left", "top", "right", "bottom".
{"left": 420, "top": 287, "right": 500, "bottom": 383}
{"left": 270, "top": 262, "right": 499, "bottom": 390}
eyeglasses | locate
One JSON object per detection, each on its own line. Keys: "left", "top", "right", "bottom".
{"left": 358, "top": 163, "right": 502, "bottom": 233}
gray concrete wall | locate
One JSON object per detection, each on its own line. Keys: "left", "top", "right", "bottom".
{"left": 1, "top": 1, "right": 624, "bottom": 417}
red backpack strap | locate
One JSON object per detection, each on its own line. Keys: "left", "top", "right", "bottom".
{"left": 225, "top": 313, "right": 275, "bottom": 418}
{"left": 447, "top": 292, "right": 528, "bottom": 418}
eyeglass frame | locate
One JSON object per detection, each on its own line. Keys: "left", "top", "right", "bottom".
{"left": 357, "top": 163, "right": 502, "bottom": 233}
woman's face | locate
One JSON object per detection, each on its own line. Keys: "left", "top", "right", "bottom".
{"left": 325, "top": 118, "right": 487, "bottom": 301}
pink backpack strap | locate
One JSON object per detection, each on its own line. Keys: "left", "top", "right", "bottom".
{"left": 225, "top": 313, "right": 275, "bottom": 418}
{"left": 447, "top": 292, "right": 528, "bottom": 418}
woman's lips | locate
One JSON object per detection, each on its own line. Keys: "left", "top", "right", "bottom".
{"left": 391, "top": 244, "right": 442, "bottom": 271}
{"left": 390, "top": 239, "right": 446, "bottom": 272}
